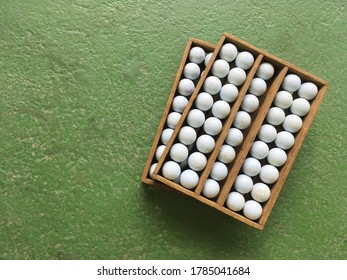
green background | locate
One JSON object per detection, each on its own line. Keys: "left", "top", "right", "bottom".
{"left": 1, "top": 0, "right": 346, "bottom": 260}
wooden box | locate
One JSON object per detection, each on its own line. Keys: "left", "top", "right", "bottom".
{"left": 150, "top": 33, "right": 328, "bottom": 230}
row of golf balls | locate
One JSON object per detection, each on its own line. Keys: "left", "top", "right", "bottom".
{"left": 224, "top": 75, "right": 319, "bottom": 220}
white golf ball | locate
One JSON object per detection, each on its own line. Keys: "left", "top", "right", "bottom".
{"left": 260, "top": 164, "right": 279, "bottom": 184}
{"left": 220, "top": 84, "right": 239, "bottom": 103}
{"left": 204, "top": 117, "right": 223, "bottom": 136}
{"left": 166, "top": 112, "right": 181, "bottom": 129}
{"left": 266, "top": 107, "right": 285, "bottom": 126}
{"left": 234, "top": 174, "right": 253, "bottom": 194}
{"left": 196, "top": 134, "right": 215, "bottom": 154}
{"left": 220, "top": 43, "right": 238, "bottom": 62}
{"left": 195, "top": 92, "right": 214, "bottom": 111}
{"left": 241, "top": 94, "right": 259, "bottom": 113}
{"left": 228, "top": 67, "right": 247, "bottom": 86}
{"left": 243, "top": 200, "right": 263, "bottom": 220}
{"left": 149, "top": 163, "right": 157, "bottom": 179}
{"left": 212, "top": 100, "right": 231, "bottom": 119}
{"left": 189, "top": 46, "right": 205, "bottom": 64}
{"left": 233, "top": 111, "right": 251, "bottom": 130}
{"left": 202, "top": 179, "right": 220, "bottom": 198}
{"left": 162, "top": 161, "right": 181, "bottom": 180}
{"left": 290, "top": 98, "right": 311, "bottom": 116}
{"left": 172, "top": 95, "right": 188, "bottom": 113}
{"left": 178, "top": 126, "right": 197, "bottom": 145}
{"left": 155, "top": 145, "right": 166, "bottom": 161}
{"left": 298, "top": 82, "right": 318, "bottom": 100}
{"left": 203, "top": 76, "right": 222, "bottom": 95}
{"left": 235, "top": 51, "right": 254, "bottom": 70}
{"left": 281, "top": 74, "right": 301, "bottom": 92}
{"left": 187, "top": 109, "right": 205, "bottom": 128}
{"left": 170, "top": 143, "right": 189, "bottom": 163}
{"left": 218, "top": 144, "right": 236, "bottom": 164}
{"left": 178, "top": 78, "right": 195, "bottom": 96}
{"left": 257, "top": 124, "right": 277, "bottom": 143}
{"left": 188, "top": 152, "right": 207, "bottom": 171}
{"left": 204, "top": 52, "right": 213, "bottom": 66}
{"left": 225, "top": 127, "right": 244, "bottom": 147}
{"left": 273, "top": 90, "right": 293, "bottom": 109}
{"left": 256, "top": 62, "right": 275, "bottom": 80}
{"left": 282, "top": 114, "right": 303, "bottom": 133}
{"left": 161, "top": 128, "right": 174, "bottom": 145}
{"left": 275, "top": 131, "right": 295, "bottom": 150}
{"left": 242, "top": 157, "right": 261, "bottom": 177}
{"left": 226, "top": 191, "right": 245, "bottom": 212}
{"left": 267, "top": 147, "right": 287, "bottom": 167}
{"left": 251, "top": 183, "right": 271, "bottom": 203}
{"left": 211, "top": 59, "right": 230, "bottom": 78}
{"left": 248, "top": 78, "right": 267, "bottom": 96}
{"left": 180, "top": 169, "right": 199, "bottom": 189}
{"left": 183, "top": 62, "right": 200, "bottom": 80}
{"left": 210, "top": 162, "right": 228, "bottom": 181}
{"left": 250, "top": 141, "right": 269, "bottom": 160}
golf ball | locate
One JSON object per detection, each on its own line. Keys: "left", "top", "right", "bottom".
{"left": 202, "top": 179, "right": 220, "bottom": 198}
{"left": 235, "top": 51, "right": 254, "bottom": 70}
{"left": 161, "top": 128, "right": 174, "bottom": 145}
{"left": 282, "top": 114, "right": 303, "bottom": 133}
{"left": 281, "top": 74, "right": 301, "bottom": 93}
{"left": 266, "top": 107, "right": 285, "bottom": 126}
{"left": 248, "top": 77, "right": 267, "bottom": 96}
{"left": 243, "top": 200, "right": 263, "bottom": 220}
{"left": 242, "top": 157, "right": 261, "bottom": 177}
{"left": 187, "top": 109, "right": 205, "bottom": 128}
{"left": 233, "top": 111, "right": 251, "bottom": 130}
{"left": 196, "top": 134, "right": 215, "bottom": 154}
{"left": 166, "top": 112, "right": 181, "bottom": 129}
{"left": 183, "top": 62, "right": 200, "bottom": 80}
{"left": 204, "top": 52, "right": 213, "bottom": 66}
{"left": 257, "top": 124, "right": 277, "bottom": 143}
{"left": 220, "top": 43, "right": 238, "bottom": 62}
{"left": 188, "top": 152, "right": 207, "bottom": 172}
{"left": 203, "top": 76, "right": 222, "bottom": 95}
{"left": 204, "top": 117, "right": 223, "bottom": 136}
{"left": 227, "top": 67, "right": 247, "bottom": 86}
{"left": 210, "top": 162, "right": 228, "bottom": 181}
{"left": 250, "top": 140, "right": 269, "bottom": 160}
{"left": 155, "top": 145, "right": 166, "bottom": 161}
{"left": 162, "top": 161, "right": 181, "bottom": 180}
{"left": 275, "top": 131, "right": 295, "bottom": 150}
{"left": 256, "top": 62, "right": 275, "bottom": 80}
{"left": 195, "top": 92, "right": 214, "bottom": 111}
{"left": 149, "top": 163, "right": 157, "bottom": 179}
{"left": 212, "top": 100, "right": 230, "bottom": 119}
{"left": 178, "top": 126, "right": 197, "bottom": 145}
{"left": 170, "top": 143, "right": 189, "bottom": 163}
{"left": 180, "top": 169, "right": 199, "bottom": 189}
{"left": 226, "top": 191, "right": 245, "bottom": 212}
{"left": 172, "top": 95, "right": 188, "bottom": 113}
{"left": 189, "top": 46, "right": 205, "bottom": 64}
{"left": 298, "top": 82, "right": 318, "bottom": 100}
{"left": 178, "top": 78, "right": 195, "bottom": 96}
{"left": 290, "top": 98, "right": 311, "bottom": 116}
{"left": 273, "top": 90, "right": 293, "bottom": 109}
{"left": 241, "top": 94, "right": 259, "bottom": 113}
{"left": 234, "top": 174, "right": 253, "bottom": 194}
{"left": 259, "top": 164, "right": 279, "bottom": 184}
{"left": 218, "top": 144, "right": 236, "bottom": 164}
{"left": 267, "top": 147, "right": 287, "bottom": 167}
{"left": 251, "top": 183, "right": 271, "bottom": 203}
{"left": 212, "top": 59, "right": 230, "bottom": 78}
{"left": 220, "top": 84, "right": 239, "bottom": 103}
{"left": 225, "top": 127, "right": 243, "bottom": 147}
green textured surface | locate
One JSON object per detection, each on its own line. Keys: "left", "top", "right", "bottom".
{"left": 0, "top": 0, "right": 346, "bottom": 260}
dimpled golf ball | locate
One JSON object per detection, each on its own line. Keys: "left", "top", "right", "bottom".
{"left": 218, "top": 144, "right": 236, "bottom": 164}
{"left": 256, "top": 62, "right": 275, "bottom": 80}
{"left": 211, "top": 59, "right": 230, "bottom": 79}
{"left": 225, "top": 127, "right": 243, "bottom": 147}
{"left": 220, "top": 84, "right": 239, "bottom": 103}
{"left": 178, "top": 126, "right": 197, "bottom": 145}
{"left": 266, "top": 107, "right": 285, "bottom": 126}
{"left": 187, "top": 109, "right": 205, "bottom": 128}
{"left": 251, "top": 183, "right": 271, "bottom": 203}
{"left": 196, "top": 134, "right": 215, "bottom": 154}
{"left": 235, "top": 51, "right": 254, "bottom": 70}
{"left": 226, "top": 191, "right": 245, "bottom": 212}
{"left": 183, "top": 62, "right": 200, "bottom": 80}
{"left": 202, "top": 178, "right": 220, "bottom": 198}
{"left": 242, "top": 157, "right": 261, "bottom": 177}
{"left": 212, "top": 100, "right": 230, "bottom": 119}
{"left": 195, "top": 92, "right": 214, "bottom": 111}
{"left": 189, "top": 46, "right": 205, "bottom": 64}
{"left": 170, "top": 143, "right": 189, "bottom": 163}
{"left": 210, "top": 162, "right": 228, "bottom": 181}
{"left": 281, "top": 74, "right": 301, "bottom": 92}
{"left": 161, "top": 128, "right": 174, "bottom": 145}
{"left": 149, "top": 163, "right": 157, "bottom": 179}
{"left": 248, "top": 78, "right": 267, "bottom": 96}
{"left": 204, "top": 117, "right": 223, "bottom": 136}
{"left": 298, "top": 82, "right": 318, "bottom": 100}
{"left": 273, "top": 90, "right": 293, "bottom": 109}
{"left": 250, "top": 141, "right": 269, "bottom": 160}
{"left": 227, "top": 67, "right": 247, "bottom": 86}
{"left": 220, "top": 43, "right": 238, "bottom": 62}
{"left": 162, "top": 160, "right": 181, "bottom": 180}
{"left": 203, "top": 76, "right": 222, "bottom": 95}
{"left": 282, "top": 114, "right": 303, "bottom": 133}
{"left": 234, "top": 174, "right": 253, "bottom": 194}
{"left": 290, "top": 98, "right": 311, "bottom": 116}
{"left": 155, "top": 145, "right": 166, "bottom": 161}
{"left": 257, "top": 124, "right": 277, "bottom": 143}
{"left": 188, "top": 152, "right": 207, "bottom": 172}
{"left": 178, "top": 78, "right": 195, "bottom": 96}
{"left": 233, "top": 111, "right": 251, "bottom": 130}
{"left": 243, "top": 200, "right": 263, "bottom": 220}
{"left": 166, "top": 112, "right": 181, "bottom": 129}
{"left": 267, "top": 147, "right": 287, "bottom": 167}
{"left": 180, "top": 169, "right": 199, "bottom": 189}
{"left": 241, "top": 94, "right": 259, "bottom": 113}
{"left": 260, "top": 164, "right": 279, "bottom": 184}
{"left": 204, "top": 52, "right": 213, "bottom": 66}
{"left": 172, "top": 95, "right": 188, "bottom": 113}
{"left": 275, "top": 131, "right": 295, "bottom": 150}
